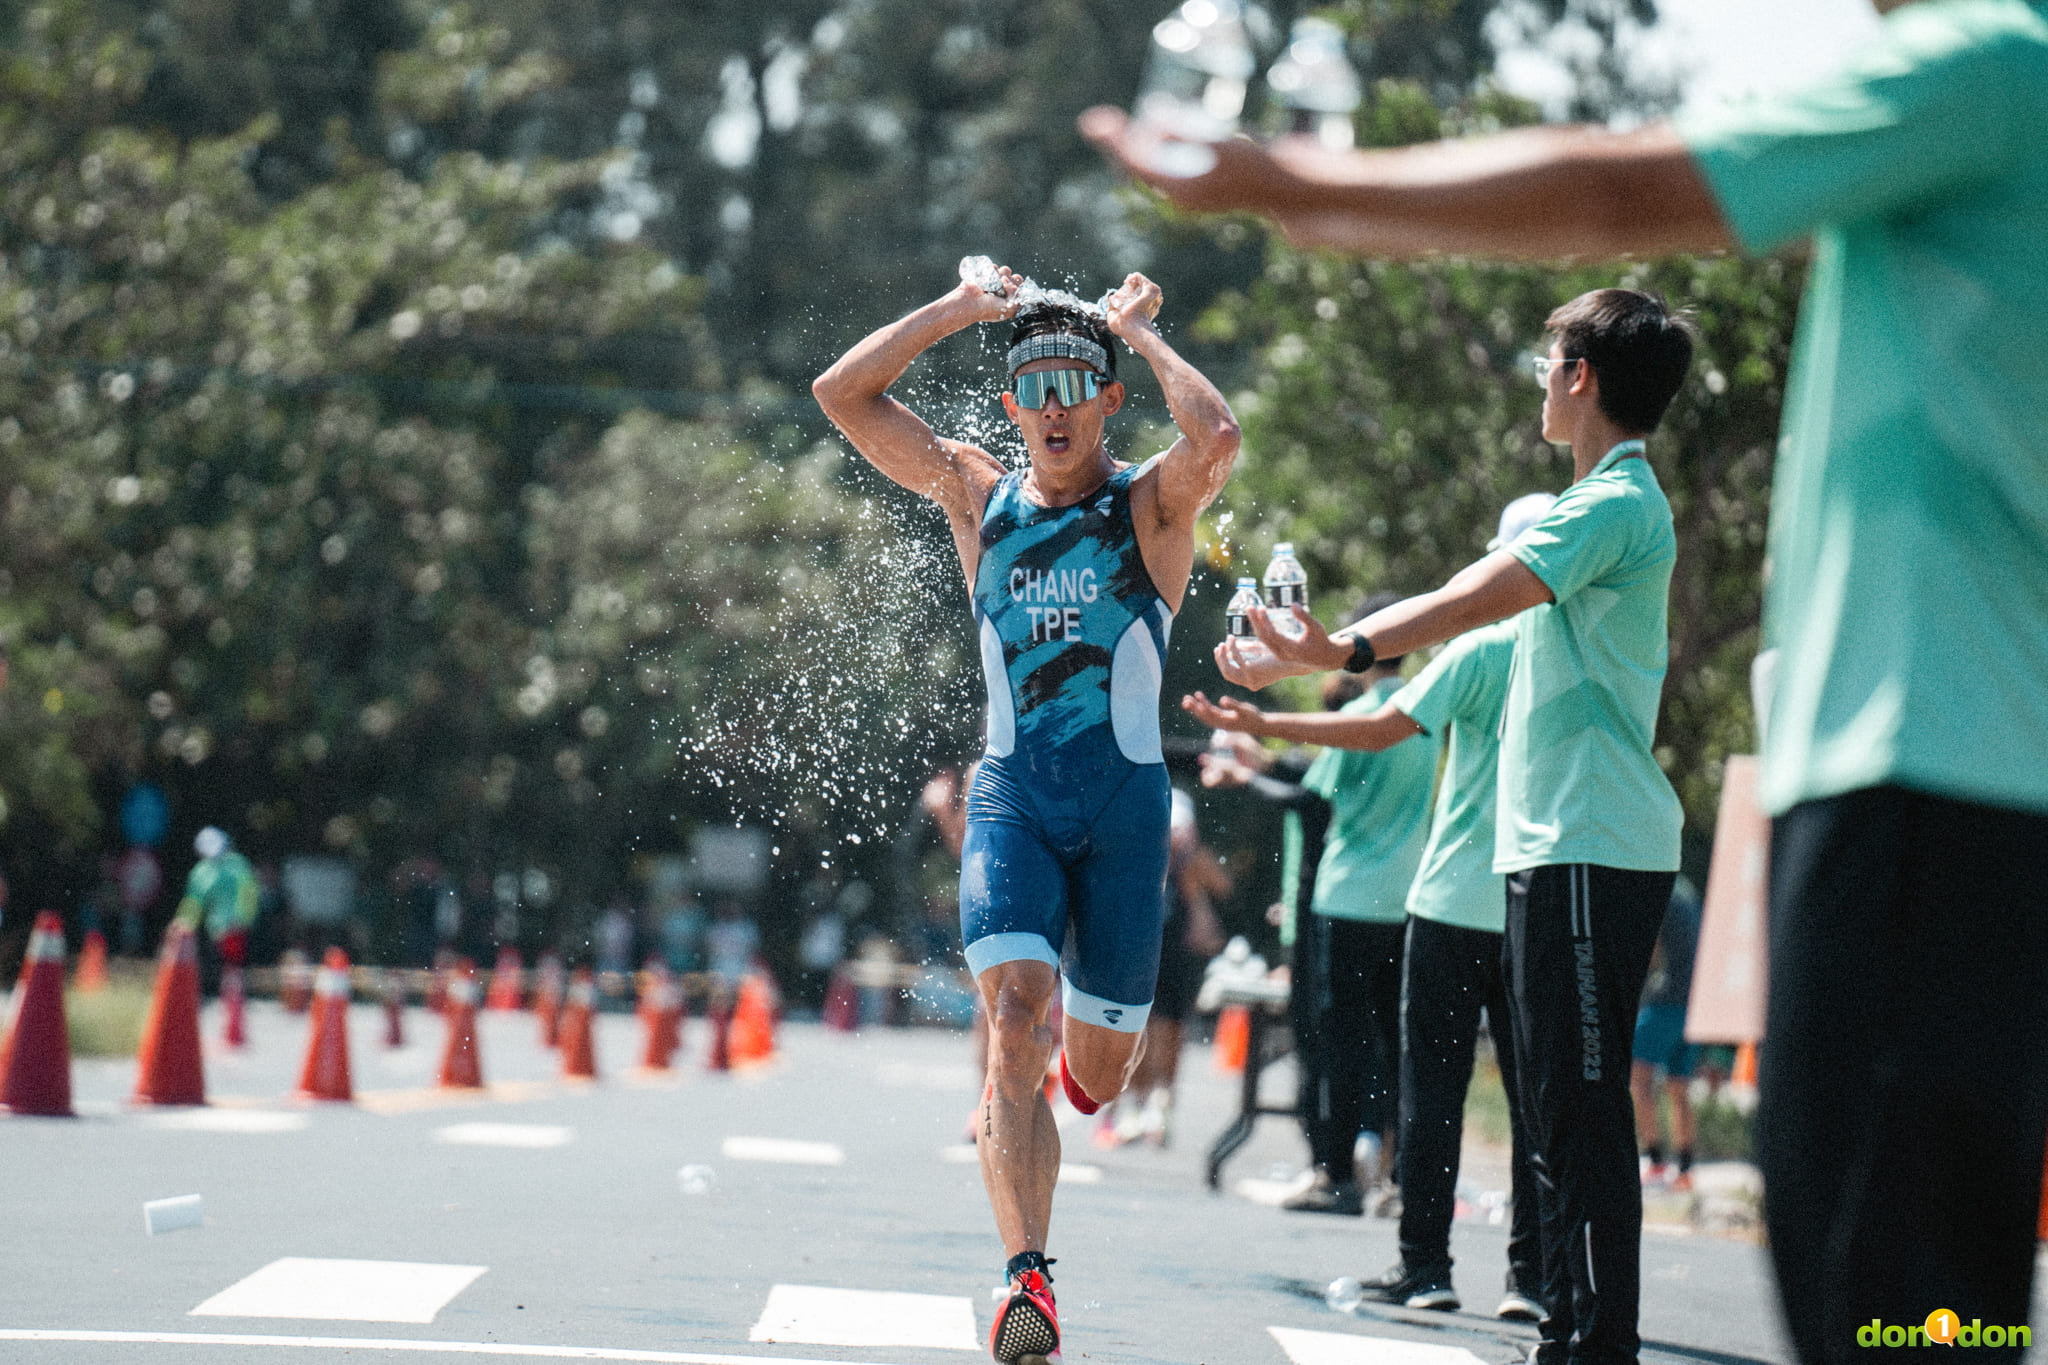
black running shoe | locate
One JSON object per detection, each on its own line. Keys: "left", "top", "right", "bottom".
{"left": 1360, "top": 1261, "right": 1460, "bottom": 1311}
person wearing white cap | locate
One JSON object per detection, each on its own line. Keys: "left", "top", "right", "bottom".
{"left": 1185, "top": 492, "right": 1555, "bottom": 1319}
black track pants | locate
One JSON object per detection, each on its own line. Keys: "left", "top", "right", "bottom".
{"left": 1506, "top": 864, "right": 1671, "bottom": 1365}
{"left": 1396, "top": 912, "right": 1541, "bottom": 1293}
{"left": 1760, "top": 786, "right": 2048, "bottom": 1365}
{"left": 1296, "top": 913, "right": 1406, "bottom": 1181}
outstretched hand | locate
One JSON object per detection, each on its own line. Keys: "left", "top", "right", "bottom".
{"left": 1197, "top": 750, "right": 1261, "bottom": 790}
{"left": 1181, "top": 690, "right": 1266, "bottom": 735}
{"left": 1077, "top": 106, "right": 1334, "bottom": 222}
{"left": 1214, "top": 605, "right": 1347, "bottom": 689}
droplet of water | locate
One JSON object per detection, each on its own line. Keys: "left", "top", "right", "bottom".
{"left": 1325, "top": 1276, "right": 1364, "bottom": 1313}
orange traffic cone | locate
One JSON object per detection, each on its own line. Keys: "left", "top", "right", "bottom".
{"left": 1, "top": 912, "right": 75, "bottom": 1116}
{"left": 533, "top": 952, "right": 565, "bottom": 1047}
{"left": 295, "top": 948, "right": 354, "bottom": 1102}
{"left": 486, "top": 947, "right": 525, "bottom": 1011}
{"left": 134, "top": 924, "right": 205, "bottom": 1106}
{"left": 2037, "top": 1136, "right": 2048, "bottom": 1242}
{"left": 729, "top": 973, "right": 776, "bottom": 1068}
{"left": 1213, "top": 1004, "right": 1250, "bottom": 1074}
{"left": 638, "top": 960, "right": 681, "bottom": 1071}
{"left": 278, "top": 947, "right": 314, "bottom": 1013}
{"left": 559, "top": 968, "right": 598, "bottom": 1080}
{"left": 1733, "top": 1041, "right": 1759, "bottom": 1087}
{"left": 437, "top": 959, "right": 484, "bottom": 1089}
{"left": 73, "top": 929, "right": 109, "bottom": 994}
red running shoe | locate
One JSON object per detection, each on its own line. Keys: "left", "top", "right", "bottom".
{"left": 989, "top": 1266, "right": 1060, "bottom": 1364}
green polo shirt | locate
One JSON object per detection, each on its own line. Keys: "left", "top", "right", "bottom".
{"left": 1393, "top": 621, "right": 1516, "bottom": 934}
{"left": 1677, "top": 0, "right": 2048, "bottom": 817}
{"left": 1497, "top": 441, "right": 1684, "bottom": 873}
{"left": 1307, "top": 675, "right": 1440, "bottom": 923}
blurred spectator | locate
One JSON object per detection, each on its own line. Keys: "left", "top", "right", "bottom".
{"left": 658, "top": 893, "right": 706, "bottom": 975}
{"left": 704, "top": 898, "right": 760, "bottom": 984}
{"left": 597, "top": 898, "right": 637, "bottom": 975}
{"left": 1634, "top": 876, "right": 1704, "bottom": 1190}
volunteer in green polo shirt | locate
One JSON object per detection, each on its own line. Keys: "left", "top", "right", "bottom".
{"left": 1202, "top": 289, "right": 1691, "bottom": 1365}
{"left": 1183, "top": 494, "right": 1557, "bottom": 1323}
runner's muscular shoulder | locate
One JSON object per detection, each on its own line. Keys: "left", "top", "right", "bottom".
{"left": 940, "top": 440, "right": 1010, "bottom": 592}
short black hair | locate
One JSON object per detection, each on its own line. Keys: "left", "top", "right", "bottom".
{"left": 1353, "top": 590, "right": 1406, "bottom": 670}
{"left": 1008, "top": 302, "right": 1118, "bottom": 380}
{"left": 1545, "top": 289, "right": 1695, "bottom": 435}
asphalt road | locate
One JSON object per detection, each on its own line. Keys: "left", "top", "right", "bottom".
{"left": 0, "top": 998, "right": 1804, "bottom": 1365}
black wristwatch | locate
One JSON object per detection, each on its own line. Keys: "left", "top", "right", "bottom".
{"left": 1341, "top": 632, "right": 1377, "bottom": 674}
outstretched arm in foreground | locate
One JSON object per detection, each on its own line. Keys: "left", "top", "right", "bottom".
{"left": 1214, "top": 549, "right": 1550, "bottom": 691}
{"left": 813, "top": 271, "right": 1022, "bottom": 572}
{"left": 1182, "top": 690, "right": 1422, "bottom": 752}
{"left": 1078, "top": 108, "right": 1731, "bottom": 263}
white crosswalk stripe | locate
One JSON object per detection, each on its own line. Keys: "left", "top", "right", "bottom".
{"left": 435, "top": 1122, "right": 575, "bottom": 1148}
{"left": 1269, "top": 1325, "right": 1493, "bottom": 1365}
{"left": 749, "top": 1284, "right": 978, "bottom": 1351}
{"left": 190, "top": 1258, "right": 487, "bottom": 1325}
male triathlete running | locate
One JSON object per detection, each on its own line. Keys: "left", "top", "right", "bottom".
{"left": 813, "top": 265, "right": 1239, "bottom": 1364}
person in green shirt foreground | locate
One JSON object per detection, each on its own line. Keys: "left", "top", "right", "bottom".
{"left": 1187, "top": 493, "right": 1558, "bottom": 1322}
{"left": 1206, "top": 593, "right": 1439, "bottom": 1216}
{"left": 1189, "top": 290, "right": 1690, "bottom": 1364}
{"left": 1085, "top": 2, "right": 2048, "bottom": 1359}
{"left": 174, "top": 825, "right": 259, "bottom": 1047}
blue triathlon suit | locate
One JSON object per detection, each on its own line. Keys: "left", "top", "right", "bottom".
{"left": 961, "top": 459, "right": 1174, "bottom": 1034}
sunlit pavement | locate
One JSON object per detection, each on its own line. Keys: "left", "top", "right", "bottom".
{"left": 0, "top": 1000, "right": 1808, "bottom": 1365}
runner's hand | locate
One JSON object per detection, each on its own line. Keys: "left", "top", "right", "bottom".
{"left": 1102, "top": 272, "right": 1163, "bottom": 340}
{"left": 956, "top": 264, "right": 1025, "bottom": 323}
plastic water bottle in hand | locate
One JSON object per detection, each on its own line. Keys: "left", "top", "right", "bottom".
{"left": 1263, "top": 542, "right": 1307, "bottom": 638}
{"left": 958, "top": 255, "right": 1004, "bottom": 296}
{"left": 1266, "top": 17, "right": 1360, "bottom": 150}
{"left": 1135, "top": 0, "right": 1257, "bottom": 177}
{"left": 1226, "top": 576, "right": 1261, "bottom": 639}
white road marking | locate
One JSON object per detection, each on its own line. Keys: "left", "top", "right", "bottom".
{"left": 721, "top": 1137, "right": 845, "bottom": 1166}
{"left": 934, "top": 1146, "right": 1103, "bottom": 1183}
{"left": 749, "top": 1284, "right": 978, "bottom": 1351}
{"left": 1234, "top": 1176, "right": 1306, "bottom": 1206}
{"left": 191, "top": 1258, "right": 487, "bottom": 1324}
{"left": 0, "top": 1330, "right": 924, "bottom": 1363}
{"left": 435, "top": 1122, "right": 574, "bottom": 1148}
{"left": 142, "top": 1110, "right": 309, "bottom": 1134}
{"left": 1269, "top": 1325, "right": 1493, "bottom": 1365}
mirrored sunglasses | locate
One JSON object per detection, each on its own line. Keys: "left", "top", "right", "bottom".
{"left": 1013, "top": 368, "right": 1101, "bottom": 409}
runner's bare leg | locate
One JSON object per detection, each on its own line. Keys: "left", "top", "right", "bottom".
{"left": 978, "top": 961, "right": 1062, "bottom": 1255}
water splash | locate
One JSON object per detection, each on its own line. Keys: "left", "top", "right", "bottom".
{"left": 958, "top": 255, "right": 1113, "bottom": 319}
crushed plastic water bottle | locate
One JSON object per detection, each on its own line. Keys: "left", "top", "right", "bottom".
{"left": 1134, "top": 0, "right": 1258, "bottom": 177}
{"left": 1266, "top": 17, "right": 1361, "bottom": 150}
{"left": 676, "top": 1164, "right": 717, "bottom": 1195}
{"left": 1326, "top": 1276, "right": 1365, "bottom": 1313}
{"left": 958, "top": 255, "right": 1004, "bottom": 296}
